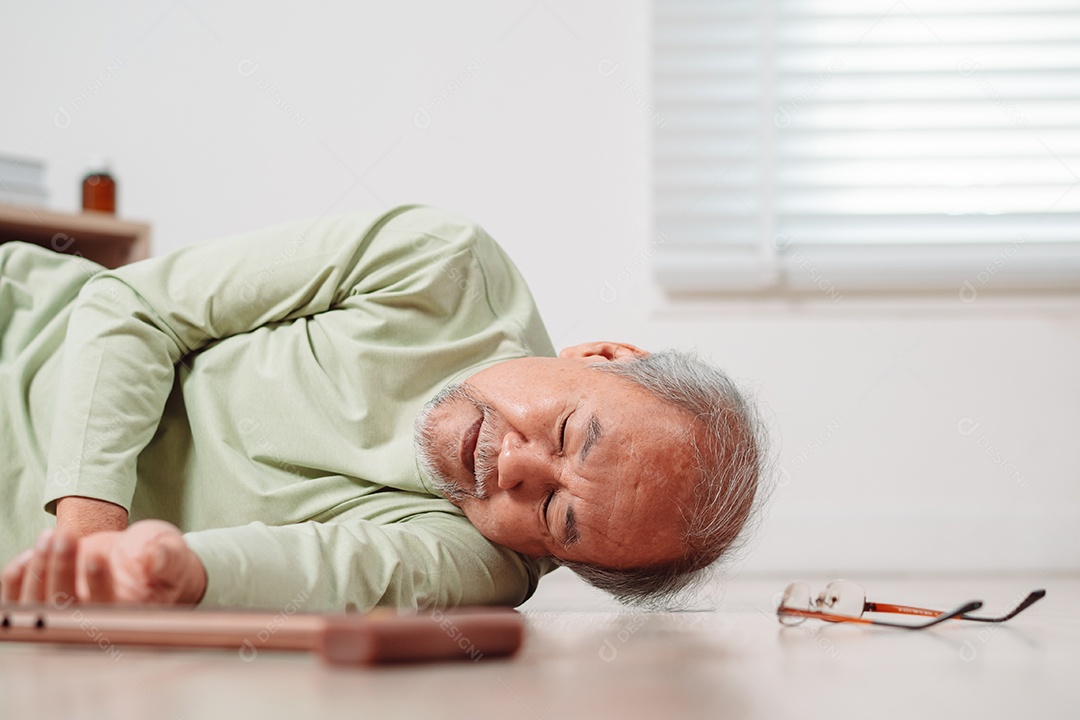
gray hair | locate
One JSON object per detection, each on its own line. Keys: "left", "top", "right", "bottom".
{"left": 555, "top": 350, "right": 770, "bottom": 608}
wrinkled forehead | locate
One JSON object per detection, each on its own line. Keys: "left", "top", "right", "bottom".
{"left": 571, "top": 405, "right": 701, "bottom": 568}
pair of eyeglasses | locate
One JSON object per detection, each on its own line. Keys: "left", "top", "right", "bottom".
{"left": 777, "top": 580, "right": 1046, "bottom": 630}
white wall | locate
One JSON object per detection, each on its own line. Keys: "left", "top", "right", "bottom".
{"left": 2, "top": 0, "right": 1077, "bottom": 578}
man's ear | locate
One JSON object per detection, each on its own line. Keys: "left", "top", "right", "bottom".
{"left": 558, "top": 341, "right": 649, "bottom": 363}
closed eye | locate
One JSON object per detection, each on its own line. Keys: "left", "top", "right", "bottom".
{"left": 543, "top": 490, "right": 555, "bottom": 526}
{"left": 558, "top": 414, "right": 570, "bottom": 452}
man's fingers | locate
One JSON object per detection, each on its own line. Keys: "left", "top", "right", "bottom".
{"left": 81, "top": 551, "right": 115, "bottom": 604}
{"left": 18, "top": 529, "right": 53, "bottom": 603}
{"left": 111, "top": 521, "right": 202, "bottom": 604}
{"left": 1, "top": 550, "right": 32, "bottom": 603}
{"left": 140, "top": 533, "right": 188, "bottom": 583}
{"left": 144, "top": 531, "right": 207, "bottom": 604}
{"left": 3, "top": 522, "right": 195, "bottom": 607}
{"left": 46, "top": 529, "right": 78, "bottom": 608}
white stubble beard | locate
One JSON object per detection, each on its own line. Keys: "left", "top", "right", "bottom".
{"left": 414, "top": 382, "right": 498, "bottom": 503}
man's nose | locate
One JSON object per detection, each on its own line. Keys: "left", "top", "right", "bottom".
{"left": 496, "top": 431, "right": 552, "bottom": 491}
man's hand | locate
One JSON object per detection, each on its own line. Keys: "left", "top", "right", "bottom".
{"left": 56, "top": 496, "right": 129, "bottom": 538}
{"left": 0, "top": 520, "right": 207, "bottom": 606}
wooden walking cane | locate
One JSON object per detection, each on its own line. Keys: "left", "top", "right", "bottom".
{"left": 0, "top": 603, "right": 524, "bottom": 665}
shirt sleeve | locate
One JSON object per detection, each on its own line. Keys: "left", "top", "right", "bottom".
{"left": 182, "top": 511, "right": 552, "bottom": 612}
{"left": 41, "top": 204, "right": 480, "bottom": 513}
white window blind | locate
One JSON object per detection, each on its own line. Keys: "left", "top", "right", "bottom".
{"left": 654, "top": 0, "right": 1080, "bottom": 293}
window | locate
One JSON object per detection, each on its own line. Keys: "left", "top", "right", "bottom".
{"left": 653, "top": 0, "right": 1080, "bottom": 294}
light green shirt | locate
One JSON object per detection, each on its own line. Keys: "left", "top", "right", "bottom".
{"left": 0, "top": 205, "right": 556, "bottom": 611}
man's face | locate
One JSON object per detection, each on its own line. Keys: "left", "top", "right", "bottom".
{"left": 414, "top": 343, "right": 698, "bottom": 569}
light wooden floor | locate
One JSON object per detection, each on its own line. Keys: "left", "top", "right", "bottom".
{"left": 1, "top": 571, "right": 1075, "bottom": 719}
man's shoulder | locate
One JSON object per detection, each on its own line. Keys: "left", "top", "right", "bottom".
{"left": 342, "top": 205, "right": 554, "bottom": 358}
{"left": 366, "top": 204, "right": 508, "bottom": 259}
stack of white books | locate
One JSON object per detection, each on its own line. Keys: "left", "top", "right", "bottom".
{"left": 0, "top": 154, "right": 48, "bottom": 208}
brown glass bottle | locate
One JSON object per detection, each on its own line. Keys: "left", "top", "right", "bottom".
{"left": 82, "top": 164, "right": 116, "bottom": 214}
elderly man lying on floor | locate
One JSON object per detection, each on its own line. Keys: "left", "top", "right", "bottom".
{"left": 0, "top": 205, "right": 766, "bottom": 611}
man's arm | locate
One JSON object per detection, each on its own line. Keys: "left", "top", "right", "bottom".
{"left": 55, "top": 497, "right": 128, "bottom": 537}
{"left": 42, "top": 205, "right": 427, "bottom": 516}
{"left": 183, "top": 513, "right": 546, "bottom": 611}
{"left": 0, "top": 514, "right": 545, "bottom": 612}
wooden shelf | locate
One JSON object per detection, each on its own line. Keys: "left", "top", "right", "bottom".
{"left": 0, "top": 204, "right": 150, "bottom": 269}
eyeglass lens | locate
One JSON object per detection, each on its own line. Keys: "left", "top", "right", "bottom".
{"left": 820, "top": 580, "right": 865, "bottom": 618}
{"left": 779, "top": 582, "right": 811, "bottom": 626}
{"left": 779, "top": 580, "right": 867, "bottom": 624}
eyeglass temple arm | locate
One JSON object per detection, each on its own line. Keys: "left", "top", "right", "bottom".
{"left": 960, "top": 589, "right": 1045, "bottom": 622}
{"left": 865, "top": 589, "right": 1045, "bottom": 623}
{"left": 779, "top": 601, "right": 983, "bottom": 629}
